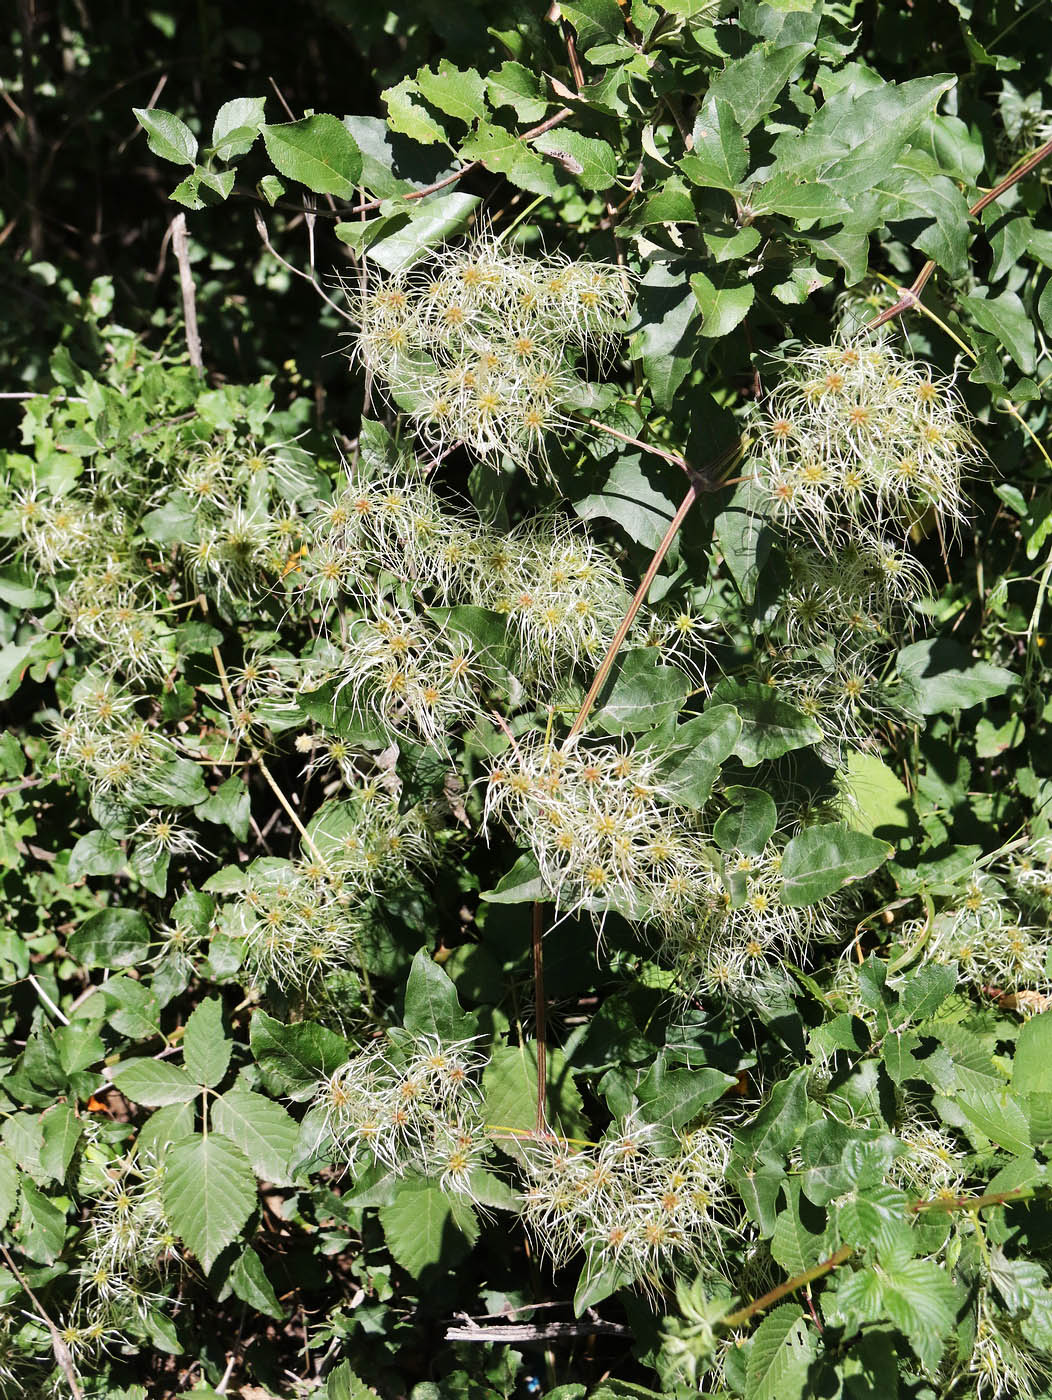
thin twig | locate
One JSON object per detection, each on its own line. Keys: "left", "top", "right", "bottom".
{"left": 532, "top": 900, "right": 547, "bottom": 1133}
{"left": 28, "top": 974, "right": 70, "bottom": 1025}
{"left": 253, "top": 210, "right": 353, "bottom": 324}
{"left": 722, "top": 1245, "right": 854, "bottom": 1329}
{"left": 565, "top": 483, "right": 698, "bottom": 742}
{"left": 170, "top": 212, "right": 203, "bottom": 372}
{"left": 0, "top": 1242, "right": 84, "bottom": 1398}
{"left": 341, "top": 108, "right": 573, "bottom": 218}
{"left": 868, "top": 136, "right": 1052, "bottom": 331}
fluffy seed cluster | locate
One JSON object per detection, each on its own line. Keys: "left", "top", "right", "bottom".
{"left": 354, "top": 234, "right": 632, "bottom": 472}
{"left": 756, "top": 339, "right": 972, "bottom": 543}
{"left": 65, "top": 1155, "right": 180, "bottom": 1361}
{"left": 317, "top": 1034, "right": 489, "bottom": 1192}
{"left": 484, "top": 732, "right": 716, "bottom": 928}
{"left": 226, "top": 784, "right": 438, "bottom": 990}
{"left": 521, "top": 1118, "right": 736, "bottom": 1286}
{"left": 50, "top": 674, "right": 181, "bottom": 814}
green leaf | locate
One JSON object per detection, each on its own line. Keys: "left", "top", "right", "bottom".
{"left": 740, "top": 1068, "right": 811, "bottom": 1164}
{"left": 210, "top": 97, "right": 266, "bottom": 159}
{"left": 712, "top": 680, "right": 822, "bottom": 765}
{"left": 560, "top": 0, "right": 624, "bottom": 48}
{"left": 691, "top": 270, "right": 755, "bottom": 338}
{"left": 0, "top": 1149, "right": 18, "bottom": 1229}
{"left": 162, "top": 1133, "right": 256, "bottom": 1273}
{"left": 681, "top": 96, "right": 748, "bottom": 190}
{"left": 837, "top": 1184, "right": 910, "bottom": 1255}
{"left": 745, "top": 1303, "right": 817, "bottom": 1400}
{"left": 897, "top": 638, "right": 1016, "bottom": 713}
{"left": 68, "top": 908, "right": 151, "bottom": 969}
{"left": 482, "top": 1044, "right": 587, "bottom": 1154}
{"left": 18, "top": 1180, "right": 66, "bottom": 1263}
{"left": 249, "top": 1011, "right": 348, "bottom": 1102}
{"left": 750, "top": 173, "right": 850, "bottom": 221}
{"left": 134, "top": 108, "right": 198, "bottom": 166}
{"left": 714, "top": 786, "right": 778, "bottom": 855}
{"left": 196, "top": 775, "right": 251, "bottom": 842}
{"left": 770, "top": 1197, "right": 825, "bottom": 1276}
{"left": 113, "top": 1058, "right": 199, "bottom": 1107}
{"left": 573, "top": 455, "right": 681, "bottom": 550}
{"left": 325, "top": 1360, "right": 381, "bottom": 1400}
{"left": 958, "top": 1090, "right": 1031, "bottom": 1156}
{"left": 481, "top": 852, "right": 547, "bottom": 905}
{"left": 68, "top": 830, "right": 126, "bottom": 881}
{"left": 780, "top": 824, "right": 891, "bottom": 906}
{"left": 402, "top": 949, "right": 478, "bottom": 1042}
{"left": 837, "top": 752, "right": 912, "bottom": 836}
{"left": 594, "top": 650, "right": 690, "bottom": 734}
{"left": 534, "top": 130, "right": 618, "bottom": 191}
{"left": 39, "top": 1105, "right": 82, "bottom": 1184}
{"left": 228, "top": 1245, "right": 284, "bottom": 1319}
{"left": 359, "top": 192, "right": 480, "bottom": 272}
{"left": 880, "top": 1258, "right": 959, "bottom": 1372}
{"left": 960, "top": 289, "right": 1037, "bottom": 375}
{"left": 416, "top": 61, "right": 488, "bottom": 125}
{"left": 658, "top": 706, "right": 743, "bottom": 810}
{"left": 261, "top": 115, "right": 362, "bottom": 197}
{"left": 379, "top": 1177, "right": 476, "bottom": 1277}
{"left": 460, "top": 122, "right": 560, "bottom": 196}
{"left": 383, "top": 77, "right": 448, "bottom": 146}
{"left": 713, "top": 476, "right": 773, "bottom": 604}
{"left": 635, "top": 1056, "right": 736, "bottom": 1134}
{"left": 212, "top": 1089, "right": 298, "bottom": 1185}
{"left": 183, "top": 997, "right": 232, "bottom": 1089}
{"left": 487, "top": 62, "right": 549, "bottom": 122}
{"left": 1014, "top": 1013, "right": 1052, "bottom": 1096}
{"left": 708, "top": 43, "right": 811, "bottom": 135}
{"left": 628, "top": 264, "right": 700, "bottom": 409}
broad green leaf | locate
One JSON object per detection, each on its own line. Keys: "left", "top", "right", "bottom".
{"left": 482, "top": 1044, "right": 587, "bottom": 1155}
{"left": 750, "top": 173, "right": 850, "bottom": 221}
{"left": 162, "top": 1133, "right": 256, "bottom": 1272}
{"left": 261, "top": 115, "right": 362, "bottom": 197}
{"left": 897, "top": 638, "right": 1016, "bottom": 713}
{"left": 658, "top": 706, "right": 743, "bottom": 810}
{"left": 250, "top": 1012, "right": 348, "bottom": 1102}
{"left": 712, "top": 680, "right": 822, "bottom": 765}
{"left": 837, "top": 752, "right": 912, "bottom": 836}
{"left": 361, "top": 192, "right": 480, "bottom": 272}
{"left": 402, "top": 948, "right": 478, "bottom": 1042}
{"left": 628, "top": 264, "right": 700, "bottom": 409}
{"left": 134, "top": 108, "right": 198, "bottom": 166}
{"left": 196, "top": 775, "right": 251, "bottom": 842}
{"left": 708, "top": 43, "right": 811, "bottom": 134}
{"left": 880, "top": 1258, "right": 959, "bottom": 1372}
{"left": 635, "top": 1055, "right": 736, "bottom": 1134}
{"left": 183, "top": 997, "right": 232, "bottom": 1089}
{"left": 487, "top": 62, "right": 550, "bottom": 122}
{"left": 69, "top": 908, "right": 151, "bottom": 969}
{"left": 560, "top": 0, "right": 624, "bottom": 48}
{"left": 68, "top": 830, "right": 125, "bottom": 881}
{"left": 958, "top": 1090, "right": 1031, "bottom": 1156}
{"left": 460, "top": 122, "right": 561, "bottom": 196}
{"left": 113, "top": 1058, "right": 199, "bottom": 1107}
{"left": 481, "top": 852, "right": 547, "bottom": 905}
{"left": 39, "top": 1105, "right": 82, "bottom": 1183}
{"left": 771, "top": 75, "right": 955, "bottom": 197}
{"left": 415, "top": 61, "right": 488, "bottom": 126}
{"left": 325, "top": 1360, "right": 382, "bottom": 1400}
{"left": 534, "top": 129, "right": 618, "bottom": 191}
{"left": 383, "top": 77, "right": 448, "bottom": 145}
{"left": 1014, "top": 1013, "right": 1052, "bottom": 1096}
{"left": 681, "top": 96, "right": 748, "bottom": 190}
{"left": 574, "top": 456, "right": 681, "bottom": 550}
{"left": 770, "top": 1196, "right": 825, "bottom": 1276}
{"left": 379, "top": 1178, "right": 476, "bottom": 1277}
{"left": 780, "top": 824, "right": 891, "bottom": 906}
{"left": 0, "top": 1149, "right": 18, "bottom": 1229}
{"left": 135, "top": 757, "right": 209, "bottom": 807}
{"left": 594, "top": 650, "right": 691, "bottom": 734}
{"left": 740, "top": 1068, "right": 811, "bottom": 1164}
{"left": 960, "top": 289, "right": 1037, "bottom": 374}
{"left": 229, "top": 1245, "right": 284, "bottom": 1320}
{"left": 745, "top": 1303, "right": 817, "bottom": 1400}
{"left": 713, "top": 476, "right": 772, "bottom": 604}
{"left": 837, "top": 1185, "right": 910, "bottom": 1255}
{"left": 691, "top": 270, "right": 755, "bottom": 338}
{"left": 714, "top": 786, "right": 777, "bottom": 855}
{"left": 18, "top": 1180, "right": 66, "bottom": 1263}
{"left": 210, "top": 97, "right": 266, "bottom": 159}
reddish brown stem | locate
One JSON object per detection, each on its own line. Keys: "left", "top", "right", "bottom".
{"left": 722, "top": 1245, "right": 854, "bottom": 1329}
{"left": 532, "top": 900, "right": 548, "bottom": 1133}
{"left": 565, "top": 482, "right": 698, "bottom": 743}
{"left": 343, "top": 108, "right": 573, "bottom": 218}
{"left": 868, "top": 135, "right": 1052, "bottom": 331}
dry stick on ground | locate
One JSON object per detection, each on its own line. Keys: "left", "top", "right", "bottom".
{"left": 0, "top": 1241, "right": 84, "bottom": 1399}
{"left": 170, "top": 212, "right": 203, "bottom": 374}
